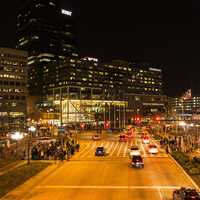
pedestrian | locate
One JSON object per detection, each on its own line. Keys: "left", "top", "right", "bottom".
{"left": 76, "top": 143, "right": 80, "bottom": 152}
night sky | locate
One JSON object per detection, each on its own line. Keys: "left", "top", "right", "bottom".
{"left": 0, "top": 0, "right": 199, "bottom": 97}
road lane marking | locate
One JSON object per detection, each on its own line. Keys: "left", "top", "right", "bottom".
{"left": 37, "top": 185, "right": 180, "bottom": 190}
{"left": 76, "top": 144, "right": 90, "bottom": 157}
{"left": 80, "top": 143, "right": 96, "bottom": 158}
{"left": 157, "top": 188, "right": 163, "bottom": 200}
{"left": 140, "top": 142, "right": 147, "bottom": 157}
{"left": 123, "top": 142, "right": 128, "bottom": 157}
{"left": 110, "top": 142, "right": 119, "bottom": 156}
{"left": 117, "top": 143, "right": 123, "bottom": 156}
{"left": 104, "top": 142, "right": 110, "bottom": 149}
{"left": 107, "top": 142, "right": 114, "bottom": 153}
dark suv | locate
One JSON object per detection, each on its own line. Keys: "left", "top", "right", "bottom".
{"left": 173, "top": 187, "right": 200, "bottom": 200}
{"left": 95, "top": 147, "right": 106, "bottom": 156}
{"left": 131, "top": 155, "right": 144, "bottom": 168}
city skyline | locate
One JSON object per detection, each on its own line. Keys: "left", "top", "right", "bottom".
{"left": 0, "top": 0, "right": 199, "bottom": 97}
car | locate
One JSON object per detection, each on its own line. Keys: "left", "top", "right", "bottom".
{"left": 119, "top": 134, "right": 127, "bottom": 142}
{"left": 95, "top": 147, "right": 106, "bottom": 156}
{"left": 148, "top": 144, "right": 158, "bottom": 154}
{"left": 173, "top": 187, "right": 200, "bottom": 200}
{"left": 92, "top": 135, "right": 100, "bottom": 140}
{"left": 129, "top": 146, "right": 141, "bottom": 158}
{"left": 131, "top": 155, "right": 144, "bottom": 168}
{"left": 142, "top": 135, "right": 150, "bottom": 144}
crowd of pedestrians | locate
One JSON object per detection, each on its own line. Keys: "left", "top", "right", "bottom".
{"left": 31, "top": 140, "right": 80, "bottom": 161}
{"left": 159, "top": 133, "right": 200, "bottom": 154}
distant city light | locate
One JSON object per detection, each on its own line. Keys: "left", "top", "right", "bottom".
{"left": 83, "top": 57, "right": 98, "bottom": 62}
{"left": 11, "top": 132, "right": 23, "bottom": 140}
{"left": 149, "top": 67, "right": 162, "bottom": 72}
{"left": 61, "top": 9, "right": 72, "bottom": 16}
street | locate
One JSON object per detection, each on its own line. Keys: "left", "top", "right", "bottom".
{"left": 1, "top": 132, "right": 199, "bottom": 200}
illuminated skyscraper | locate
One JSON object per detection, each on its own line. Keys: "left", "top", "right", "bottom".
{"left": 16, "top": 0, "right": 77, "bottom": 95}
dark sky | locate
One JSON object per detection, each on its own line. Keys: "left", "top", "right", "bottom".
{"left": 0, "top": 0, "right": 200, "bottom": 97}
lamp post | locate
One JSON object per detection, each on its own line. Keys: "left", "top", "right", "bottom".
{"left": 27, "top": 126, "right": 36, "bottom": 164}
{"left": 11, "top": 131, "right": 23, "bottom": 157}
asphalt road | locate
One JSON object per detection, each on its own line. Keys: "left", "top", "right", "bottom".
{"left": 1, "top": 132, "right": 199, "bottom": 200}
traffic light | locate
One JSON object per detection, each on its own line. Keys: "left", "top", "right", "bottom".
{"left": 104, "top": 121, "right": 110, "bottom": 129}
{"left": 134, "top": 116, "right": 141, "bottom": 124}
{"left": 80, "top": 123, "right": 85, "bottom": 129}
{"left": 155, "top": 116, "right": 160, "bottom": 121}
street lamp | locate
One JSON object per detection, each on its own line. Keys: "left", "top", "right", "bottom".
{"left": 27, "top": 126, "right": 36, "bottom": 164}
{"left": 11, "top": 131, "right": 23, "bottom": 157}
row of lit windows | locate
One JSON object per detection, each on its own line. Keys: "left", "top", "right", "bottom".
{"left": 0, "top": 88, "right": 26, "bottom": 93}
{"left": 0, "top": 80, "right": 25, "bottom": 86}
{"left": 0, "top": 54, "right": 26, "bottom": 60}
{"left": 0, "top": 95, "right": 26, "bottom": 100}
{"left": 0, "top": 67, "right": 25, "bottom": 73}
{"left": 0, "top": 74, "right": 25, "bottom": 79}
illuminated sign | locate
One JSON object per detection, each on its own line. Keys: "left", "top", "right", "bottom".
{"left": 61, "top": 9, "right": 72, "bottom": 16}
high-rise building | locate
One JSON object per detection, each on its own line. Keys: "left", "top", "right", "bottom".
{"left": 16, "top": 0, "right": 76, "bottom": 95}
{"left": 0, "top": 48, "right": 27, "bottom": 135}
{"left": 40, "top": 58, "right": 166, "bottom": 127}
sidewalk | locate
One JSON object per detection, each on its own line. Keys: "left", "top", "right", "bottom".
{"left": 0, "top": 163, "right": 61, "bottom": 200}
{"left": 0, "top": 160, "right": 26, "bottom": 176}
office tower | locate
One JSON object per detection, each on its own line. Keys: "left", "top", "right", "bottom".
{"left": 16, "top": 0, "right": 76, "bottom": 95}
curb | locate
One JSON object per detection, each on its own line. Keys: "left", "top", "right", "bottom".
{"left": 168, "top": 154, "right": 200, "bottom": 191}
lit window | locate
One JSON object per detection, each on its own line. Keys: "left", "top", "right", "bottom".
{"left": 61, "top": 9, "right": 72, "bottom": 16}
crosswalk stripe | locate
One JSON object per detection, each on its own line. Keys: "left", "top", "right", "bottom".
{"left": 110, "top": 142, "right": 119, "bottom": 156}
{"left": 80, "top": 143, "right": 96, "bottom": 158}
{"left": 107, "top": 142, "right": 114, "bottom": 153}
{"left": 123, "top": 142, "right": 128, "bottom": 157}
{"left": 117, "top": 143, "right": 123, "bottom": 156}
{"left": 77, "top": 143, "right": 90, "bottom": 157}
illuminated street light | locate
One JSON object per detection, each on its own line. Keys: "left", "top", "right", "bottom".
{"left": 10, "top": 131, "right": 23, "bottom": 157}
{"left": 28, "top": 126, "right": 36, "bottom": 132}
{"left": 11, "top": 131, "right": 23, "bottom": 141}
{"left": 27, "top": 126, "right": 36, "bottom": 164}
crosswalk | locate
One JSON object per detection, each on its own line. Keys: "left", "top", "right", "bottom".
{"left": 72, "top": 140, "right": 167, "bottom": 160}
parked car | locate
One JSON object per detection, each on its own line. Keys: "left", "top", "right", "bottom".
{"left": 173, "top": 187, "right": 200, "bottom": 200}
{"left": 131, "top": 155, "right": 144, "bottom": 168}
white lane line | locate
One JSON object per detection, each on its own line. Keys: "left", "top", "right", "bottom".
{"left": 104, "top": 142, "right": 110, "bottom": 149}
{"left": 110, "top": 142, "right": 119, "bottom": 156}
{"left": 157, "top": 188, "right": 163, "bottom": 200}
{"left": 80, "top": 143, "right": 96, "bottom": 158}
{"left": 77, "top": 144, "right": 90, "bottom": 157}
{"left": 100, "top": 142, "right": 104, "bottom": 147}
{"left": 117, "top": 143, "right": 123, "bottom": 156}
{"left": 107, "top": 142, "right": 114, "bottom": 153}
{"left": 140, "top": 142, "right": 147, "bottom": 157}
{"left": 123, "top": 142, "right": 128, "bottom": 157}
{"left": 37, "top": 185, "right": 180, "bottom": 190}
